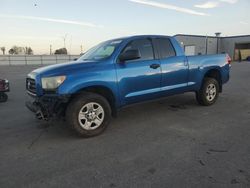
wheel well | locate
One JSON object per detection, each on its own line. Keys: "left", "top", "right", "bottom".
{"left": 203, "top": 69, "right": 222, "bottom": 92}
{"left": 75, "top": 86, "right": 117, "bottom": 117}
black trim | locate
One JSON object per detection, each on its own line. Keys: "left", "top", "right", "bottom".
{"left": 151, "top": 38, "right": 160, "bottom": 60}
{"left": 26, "top": 78, "right": 36, "bottom": 95}
{"left": 148, "top": 38, "right": 157, "bottom": 60}
{"left": 25, "top": 95, "right": 71, "bottom": 120}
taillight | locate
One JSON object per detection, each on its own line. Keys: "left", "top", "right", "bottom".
{"left": 226, "top": 54, "right": 231, "bottom": 65}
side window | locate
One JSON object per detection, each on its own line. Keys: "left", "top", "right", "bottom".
{"left": 123, "top": 39, "right": 154, "bottom": 61}
{"left": 156, "top": 38, "right": 176, "bottom": 59}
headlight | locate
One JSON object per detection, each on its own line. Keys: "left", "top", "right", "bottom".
{"left": 41, "top": 76, "right": 66, "bottom": 90}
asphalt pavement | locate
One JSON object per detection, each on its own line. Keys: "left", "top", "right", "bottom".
{"left": 0, "top": 62, "right": 250, "bottom": 188}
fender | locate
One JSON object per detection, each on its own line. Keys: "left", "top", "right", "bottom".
{"left": 59, "top": 80, "right": 120, "bottom": 108}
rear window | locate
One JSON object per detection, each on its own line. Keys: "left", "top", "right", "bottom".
{"left": 156, "top": 38, "right": 176, "bottom": 59}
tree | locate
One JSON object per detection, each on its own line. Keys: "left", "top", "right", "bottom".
{"left": 27, "top": 47, "right": 33, "bottom": 55}
{"left": 8, "top": 46, "right": 24, "bottom": 55}
{"left": 54, "top": 48, "right": 67, "bottom": 55}
{"left": 8, "top": 46, "right": 33, "bottom": 55}
{"left": 9, "top": 48, "right": 15, "bottom": 55}
{"left": 1, "top": 47, "right": 6, "bottom": 55}
{"left": 24, "top": 47, "right": 33, "bottom": 55}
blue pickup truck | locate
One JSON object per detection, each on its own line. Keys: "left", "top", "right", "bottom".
{"left": 26, "top": 35, "right": 231, "bottom": 137}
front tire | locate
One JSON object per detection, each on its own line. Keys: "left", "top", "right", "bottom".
{"left": 196, "top": 78, "right": 219, "bottom": 106}
{"left": 0, "top": 93, "right": 8, "bottom": 103}
{"left": 66, "top": 92, "right": 112, "bottom": 137}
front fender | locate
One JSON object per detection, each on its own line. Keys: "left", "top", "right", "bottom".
{"left": 58, "top": 76, "right": 120, "bottom": 108}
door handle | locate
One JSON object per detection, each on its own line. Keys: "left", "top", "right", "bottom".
{"left": 150, "top": 64, "right": 160, "bottom": 69}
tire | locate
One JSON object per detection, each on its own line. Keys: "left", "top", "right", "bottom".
{"left": 0, "top": 93, "right": 8, "bottom": 103}
{"left": 196, "top": 78, "right": 219, "bottom": 106}
{"left": 66, "top": 92, "right": 112, "bottom": 137}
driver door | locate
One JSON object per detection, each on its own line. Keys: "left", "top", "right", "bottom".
{"left": 115, "top": 38, "right": 162, "bottom": 106}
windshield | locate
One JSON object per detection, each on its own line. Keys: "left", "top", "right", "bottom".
{"left": 78, "top": 39, "right": 123, "bottom": 61}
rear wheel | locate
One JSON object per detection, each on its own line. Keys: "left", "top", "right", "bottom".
{"left": 196, "top": 78, "right": 219, "bottom": 106}
{"left": 66, "top": 92, "right": 111, "bottom": 137}
{"left": 0, "top": 93, "right": 8, "bottom": 103}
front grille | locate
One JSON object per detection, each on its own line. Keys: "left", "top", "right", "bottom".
{"left": 26, "top": 78, "right": 36, "bottom": 95}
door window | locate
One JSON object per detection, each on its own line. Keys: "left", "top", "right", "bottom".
{"left": 123, "top": 39, "right": 154, "bottom": 61}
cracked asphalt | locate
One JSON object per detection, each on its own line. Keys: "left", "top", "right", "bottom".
{"left": 0, "top": 62, "right": 250, "bottom": 188}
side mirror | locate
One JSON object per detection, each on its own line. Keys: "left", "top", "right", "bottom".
{"left": 119, "top": 49, "right": 141, "bottom": 62}
{"left": 73, "top": 58, "right": 78, "bottom": 61}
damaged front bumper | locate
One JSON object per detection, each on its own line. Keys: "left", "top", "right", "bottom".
{"left": 25, "top": 94, "right": 71, "bottom": 121}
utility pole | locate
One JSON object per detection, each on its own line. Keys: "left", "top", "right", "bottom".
{"left": 50, "top": 45, "right": 52, "bottom": 55}
{"left": 215, "top": 32, "right": 221, "bottom": 54}
{"left": 62, "top": 34, "right": 68, "bottom": 48}
{"left": 205, "top": 35, "right": 208, "bottom": 55}
{"left": 80, "top": 45, "right": 83, "bottom": 54}
{"left": 69, "top": 36, "right": 72, "bottom": 55}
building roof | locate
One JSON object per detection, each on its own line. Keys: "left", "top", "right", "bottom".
{"left": 174, "top": 34, "right": 250, "bottom": 39}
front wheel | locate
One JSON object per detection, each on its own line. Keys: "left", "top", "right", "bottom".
{"left": 0, "top": 93, "right": 8, "bottom": 103}
{"left": 66, "top": 92, "right": 111, "bottom": 137}
{"left": 196, "top": 78, "right": 219, "bottom": 106}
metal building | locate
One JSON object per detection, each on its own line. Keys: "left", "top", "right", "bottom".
{"left": 174, "top": 34, "right": 250, "bottom": 61}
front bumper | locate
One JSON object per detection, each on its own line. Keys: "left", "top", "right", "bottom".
{"left": 25, "top": 94, "right": 71, "bottom": 120}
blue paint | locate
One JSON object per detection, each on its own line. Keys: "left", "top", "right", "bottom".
{"left": 28, "top": 35, "right": 230, "bottom": 109}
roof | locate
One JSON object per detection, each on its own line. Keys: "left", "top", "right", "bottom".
{"left": 174, "top": 34, "right": 250, "bottom": 39}
{"left": 109, "top": 35, "right": 172, "bottom": 41}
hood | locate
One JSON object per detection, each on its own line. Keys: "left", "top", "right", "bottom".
{"left": 31, "top": 60, "right": 98, "bottom": 77}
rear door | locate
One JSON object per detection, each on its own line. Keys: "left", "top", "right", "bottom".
{"left": 116, "top": 38, "right": 162, "bottom": 105}
{"left": 153, "top": 38, "right": 189, "bottom": 93}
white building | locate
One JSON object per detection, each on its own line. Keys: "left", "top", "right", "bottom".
{"left": 174, "top": 34, "right": 250, "bottom": 61}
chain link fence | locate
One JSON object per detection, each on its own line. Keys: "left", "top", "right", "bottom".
{"left": 0, "top": 55, "right": 80, "bottom": 65}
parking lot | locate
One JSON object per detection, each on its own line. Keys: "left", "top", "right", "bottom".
{"left": 0, "top": 62, "right": 250, "bottom": 187}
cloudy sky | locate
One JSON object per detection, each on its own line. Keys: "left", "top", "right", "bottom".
{"left": 0, "top": 0, "right": 249, "bottom": 54}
